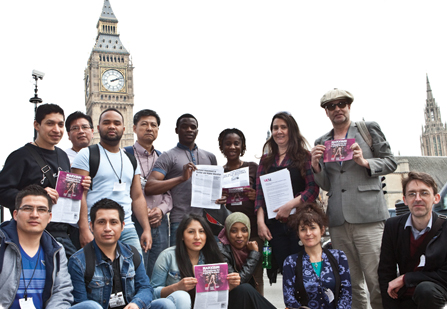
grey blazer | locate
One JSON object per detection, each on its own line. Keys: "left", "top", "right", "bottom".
{"left": 313, "top": 121, "right": 397, "bottom": 227}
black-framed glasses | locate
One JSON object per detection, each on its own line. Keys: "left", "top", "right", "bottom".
{"left": 69, "top": 125, "right": 93, "bottom": 132}
{"left": 325, "top": 101, "right": 348, "bottom": 111}
{"left": 19, "top": 205, "right": 51, "bottom": 214}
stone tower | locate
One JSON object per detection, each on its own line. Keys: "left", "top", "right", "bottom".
{"left": 420, "top": 75, "right": 447, "bottom": 156}
{"left": 84, "top": 0, "right": 134, "bottom": 147}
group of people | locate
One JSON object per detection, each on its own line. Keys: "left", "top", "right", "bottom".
{"left": 0, "top": 87, "right": 446, "bottom": 309}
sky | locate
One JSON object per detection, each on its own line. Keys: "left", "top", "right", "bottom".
{"left": 1, "top": 0, "right": 447, "bottom": 166}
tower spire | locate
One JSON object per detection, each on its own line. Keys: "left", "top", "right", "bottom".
{"left": 427, "top": 74, "right": 433, "bottom": 101}
{"left": 93, "top": 0, "right": 128, "bottom": 54}
{"left": 99, "top": 0, "right": 118, "bottom": 23}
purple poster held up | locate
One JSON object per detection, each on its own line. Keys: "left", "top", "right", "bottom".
{"left": 55, "top": 171, "right": 85, "bottom": 200}
{"left": 194, "top": 263, "right": 229, "bottom": 293}
{"left": 324, "top": 138, "right": 355, "bottom": 162}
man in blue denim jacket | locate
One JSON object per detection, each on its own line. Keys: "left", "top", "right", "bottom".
{"left": 68, "top": 198, "right": 175, "bottom": 309}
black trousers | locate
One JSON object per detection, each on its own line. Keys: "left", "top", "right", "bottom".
{"left": 398, "top": 281, "right": 447, "bottom": 309}
{"left": 228, "top": 283, "right": 276, "bottom": 309}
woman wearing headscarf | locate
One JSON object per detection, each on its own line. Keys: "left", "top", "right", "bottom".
{"left": 218, "top": 212, "right": 261, "bottom": 290}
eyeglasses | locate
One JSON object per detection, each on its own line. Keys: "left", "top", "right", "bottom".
{"left": 19, "top": 205, "right": 51, "bottom": 214}
{"left": 324, "top": 101, "right": 348, "bottom": 111}
{"left": 406, "top": 191, "right": 431, "bottom": 199}
{"left": 69, "top": 125, "right": 92, "bottom": 132}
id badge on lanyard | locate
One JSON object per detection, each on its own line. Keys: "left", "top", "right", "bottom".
{"left": 109, "top": 291, "right": 126, "bottom": 308}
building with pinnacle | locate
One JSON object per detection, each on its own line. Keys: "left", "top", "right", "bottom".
{"left": 84, "top": 0, "right": 134, "bottom": 147}
{"left": 420, "top": 75, "right": 447, "bottom": 156}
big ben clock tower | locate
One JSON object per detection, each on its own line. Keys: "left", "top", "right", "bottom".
{"left": 84, "top": 0, "right": 134, "bottom": 147}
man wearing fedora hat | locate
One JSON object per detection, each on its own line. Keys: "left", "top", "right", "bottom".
{"left": 311, "top": 88, "right": 397, "bottom": 309}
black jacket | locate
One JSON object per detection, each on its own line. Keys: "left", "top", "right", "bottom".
{"left": 378, "top": 212, "right": 447, "bottom": 308}
{"left": 218, "top": 242, "right": 261, "bottom": 288}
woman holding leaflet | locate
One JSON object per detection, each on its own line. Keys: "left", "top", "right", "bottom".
{"left": 255, "top": 112, "right": 319, "bottom": 276}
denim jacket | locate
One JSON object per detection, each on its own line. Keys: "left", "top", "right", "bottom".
{"left": 68, "top": 240, "right": 154, "bottom": 309}
{"left": 151, "top": 246, "right": 204, "bottom": 299}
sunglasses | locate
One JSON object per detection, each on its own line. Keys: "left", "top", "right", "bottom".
{"left": 324, "top": 101, "right": 349, "bottom": 111}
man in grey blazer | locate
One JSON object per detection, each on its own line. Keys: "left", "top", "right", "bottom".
{"left": 311, "top": 88, "right": 397, "bottom": 309}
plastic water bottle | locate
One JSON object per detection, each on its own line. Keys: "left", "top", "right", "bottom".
{"left": 262, "top": 240, "right": 272, "bottom": 269}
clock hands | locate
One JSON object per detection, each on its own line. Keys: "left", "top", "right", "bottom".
{"left": 110, "top": 77, "right": 123, "bottom": 82}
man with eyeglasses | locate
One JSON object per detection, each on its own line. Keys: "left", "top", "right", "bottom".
{"left": 378, "top": 172, "right": 447, "bottom": 309}
{"left": 311, "top": 88, "right": 397, "bottom": 309}
{"left": 0, "top": 185, "right": 75, "bottom": 309}
{"left": 65, "top": 111, "right": 94, "bottom": 164}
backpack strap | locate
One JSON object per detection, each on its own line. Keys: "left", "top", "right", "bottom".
{"left": 123, "top": 151, "right": 137, "bottom": 174}
{"left": 0, "top": 237, "right": 6, "bottom": 275}
{"left": 323, "top": 248, "right": 341, "bottom": 305}
{"left": 89, "top": 144, "right": 137, "bottom": 190}
{"left": 355, "top": 121, "right": 374, "bottom": 152}
{"left": 25, "top": 143, "right": 56, "bottom": 188}
{"left": 124, "top": 146, "right": 134, "bottom": 156}
{"left": 294, "top": 251, "right": 309, "bottom": 306}
{"left": 129, "top": 245, "right": 141, "bottom": 270}
{"left": 155, "top": 149, "right": 161, "bottom": 156}
{"left": 83, "top": 241, "right": 96, "bottom": 293}
{"left": 294, "top": 249, "right": 342, "bottom": 306}
{"left": 88, "top": 144, "right": 100, "bottom": 190}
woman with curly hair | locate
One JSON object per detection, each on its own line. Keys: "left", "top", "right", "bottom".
{"left": 283, "top": 203, "right": 352, "bottom": 309}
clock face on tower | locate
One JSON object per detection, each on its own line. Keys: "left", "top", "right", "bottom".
{"left": 101, "top": 69, "right": 125, "bottom": 92}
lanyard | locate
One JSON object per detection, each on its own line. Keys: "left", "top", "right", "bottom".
{"left": 21, "top": 246, "right": 42, "bottom": 301}
{"left": 101, "top": 144, "right": 123, "bottom": 183}
{"left": 134, "top": 146, "right": 156, "bottom": 179}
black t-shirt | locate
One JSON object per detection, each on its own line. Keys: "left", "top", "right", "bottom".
{"left": 100, "top": 247, "right": 127, "bottom": 309}
{"left": 0, "top": 143, "right": 71, "bottom": 235}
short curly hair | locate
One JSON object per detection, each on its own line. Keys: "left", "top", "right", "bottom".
{"left": 288, "top": 202, "right": 328, "bottom": 236}
{"left": 218, "top": 128, "right": 247, "bottom": 157}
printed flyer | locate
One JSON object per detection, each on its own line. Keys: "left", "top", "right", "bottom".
{"left": 324, "top": 138, "right": 355, "bottom": 162}
{"left": 222, "top": 186, "right": 251, "bottom": 204}
{"left": 52, "top": 171, "right": 84, "bottom": 224}
{"left": 193, "top": 263, "right": 229, "bottom": 309}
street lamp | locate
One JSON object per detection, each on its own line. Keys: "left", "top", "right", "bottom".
{"left": 30, "top": 69, "right": 45, "bottom": 141}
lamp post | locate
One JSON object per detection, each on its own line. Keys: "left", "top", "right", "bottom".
{"left": 30, "top": 69, "right": 45, "bottom": 141}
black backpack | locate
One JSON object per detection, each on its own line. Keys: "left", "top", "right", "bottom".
{"left": 88, "top": 144, "right": 137, "bottom": 190}
{"left": 83, "top": 241, "right": 141, "bottom": 293}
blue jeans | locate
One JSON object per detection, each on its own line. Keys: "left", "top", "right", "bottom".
{"left": 134, "top": 213, "right": 170, "bottom": 278}
{"left": 55, "top": 235, "right": 77, "bottom": 258}
{"left": 73, "top": 299, "right": 176, "bottom": 309}
{"left": 119, "top": 227, "right": 143, "bottom": 257}
{"left": 154, "top": 288, "right": 191, "bottom": 309}
{"left": 170, "top": 221, "right": 180, "bottom": 247}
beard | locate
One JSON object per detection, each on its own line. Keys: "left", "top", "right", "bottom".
{"left": 99, "top": 129, "right": 123, "bottom": 144}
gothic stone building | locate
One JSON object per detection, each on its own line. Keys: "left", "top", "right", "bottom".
{"left": 84, "top": 0, "right": 134, "bottom": 147}
{"left": 420, "top": 75, "right": 447, "bottom": 156}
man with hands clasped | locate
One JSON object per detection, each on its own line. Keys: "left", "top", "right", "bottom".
{"left": 311, "top": 88, "right": 397, "bottom": 309}
{"left": 378, "top": 172, "right": 447, "bottom": 309}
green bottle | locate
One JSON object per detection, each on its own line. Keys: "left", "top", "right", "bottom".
{"left": 262, "top": 240, "right": 272, "bottom": 269}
